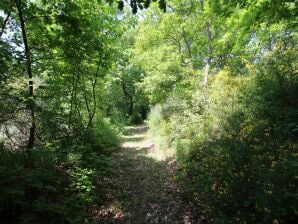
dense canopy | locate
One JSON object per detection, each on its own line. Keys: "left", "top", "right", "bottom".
{"left": 0, "top": 0, "right": 297, "bottom": 223}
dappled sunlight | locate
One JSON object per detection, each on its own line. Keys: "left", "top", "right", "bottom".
{"left": 121, "top": 125, "right": 154, "bottom": 152}
{"left": 1, "top": 0, "right": 295, "bottom": 222}
{"left": 124, "top": 124, "right": 148, "bottom": 130}
{"left": 94, "top": 125, "right": 205, "bottom": 223}
{"left": 121, "top": 125, "right": 173, "bottom": 161}
{"left": 121, "top": 138, "right": 154, "bottom": 151}
{"left": 146, "top": 147, "right": 176, "bottom": 162}
{"left": 121, "top": 133, "right": 147, "bottom": 141}
{"left": 123, "top": 125, "right": 148, "bottom": 135}
{"left": 90, "top": 201, "right": 126, "bottom": 223}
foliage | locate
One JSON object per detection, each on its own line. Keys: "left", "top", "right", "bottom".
{"left": 0, "top": 121, "right": 119, "bottom": 223}
{"left": 104, "top": 17, "right": 150, "bottom": 125}
{"left": 134, "top": 0, "right": 298, "bottom": 223}
{"left": 0, "top": 0, "right": 121, "bottom": 222}
{"left": 1, "top": 0, "right": 297, "bottom": 223}
{"left": 117, "top": 0, "right": 167, "bottom": 13}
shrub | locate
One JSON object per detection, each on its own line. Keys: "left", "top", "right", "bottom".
{"left": 176, "top": 63, "right": 298, "bottom": 223}
{"left": 0, "top": 118, "right": 119, "bottom": 223}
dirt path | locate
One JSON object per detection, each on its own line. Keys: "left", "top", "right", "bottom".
{"left": 91, "top": 125, "right": 206, "bottom": 224}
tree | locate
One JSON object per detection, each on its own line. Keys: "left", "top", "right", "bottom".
{"left": 133, "top": 0, "right": 297, "bottom": 223}
{"left": 14, "top": 0, "right": 36, "bottom": 150}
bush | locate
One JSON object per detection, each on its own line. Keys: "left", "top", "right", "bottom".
{"left": 147, "top": 58, "right": 297, "bottom": 223}
{"left": 177, "top": 62, "right": 298, "bottom": 223}
{"left": 0, "top": 148, "right": 84, "bottom": 223}
{"left": 0, "top": 118, "right": 120, "bottom": 223}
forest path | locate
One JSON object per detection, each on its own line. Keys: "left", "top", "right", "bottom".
{"left": 91, "top": 125, "right": 206, "bottom": 224}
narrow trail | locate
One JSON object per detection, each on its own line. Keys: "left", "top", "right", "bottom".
{"left": 92, "top": 125, "right": 206, "bottom": 224}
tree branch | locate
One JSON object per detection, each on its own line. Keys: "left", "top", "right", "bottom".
{"left": 0, "top": 9, "right": 11, "bottom": 38}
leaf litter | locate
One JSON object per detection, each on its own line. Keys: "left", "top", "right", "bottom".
{"left": 90, "top": 125, "right": 209, "bottom": 224}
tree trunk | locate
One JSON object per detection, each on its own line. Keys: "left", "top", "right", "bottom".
{"left": 181, "top": 27, "right": 194, "bottom": 69}
{"left": 15, "top": 0, "right": 35, "bottom": 150}
{"left": 121, "top": 80, "right": 134, "bottom": 117}
{"left": 200, "top": 0, "right": 213, "bottom": 101}
{"left": 85, "top": 63, "right": 100, "bottom": 142}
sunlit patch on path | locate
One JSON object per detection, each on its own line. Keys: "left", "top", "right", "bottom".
{"left": 91, "top": 125, "right": 207, "bottom": 224}
{"left": 121, "top": 134, "right": 153, "bottom": 150}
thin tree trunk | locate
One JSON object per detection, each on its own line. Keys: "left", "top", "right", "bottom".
{"left": 200, "top": 0, "right": 213, "bottom": 100}
{"left": 69, "top": 61, "right": 77, "bottom": 130}
{"left": 15, "top": 0, "right": 35, "bottom": 150}
{"left": 121, "top": 80, "right": 134, "bottom": 116}
{"left": 203, "top": 20, "right": 212, "bottom": 90}
{"left": 0, "top": 8, "right": 11, "bottom": 38}
{"left": 85, "top": 64, "right": 100, "bottom": 141}
{"left": 83, "top": 75, "right": 91, "bottom": 121}
{"left": 83, "top": 73, "right": 91, "bottom": 141}
{"left": 181, "top": 27, "right": 194, "bottom": 69}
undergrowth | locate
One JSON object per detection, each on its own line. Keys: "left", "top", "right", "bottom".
{"left": 147, "top": 61, "right": 298, "bottom": 223}
{"left": 0, "top": 119, "right": 120, "bottom": 224}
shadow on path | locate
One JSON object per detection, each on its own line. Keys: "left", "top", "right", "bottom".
{"left": 91, "top": 125, "right": 206, "bottom": 224}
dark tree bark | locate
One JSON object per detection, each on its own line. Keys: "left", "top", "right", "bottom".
{"left": 15, "top": 0, "right": 36, "bottom": 150}
{"left": 121, "top": 80, "right": 134, "bottom": 117}
{"left": 0, "top": 8, "right": 11, "bottom": 38}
